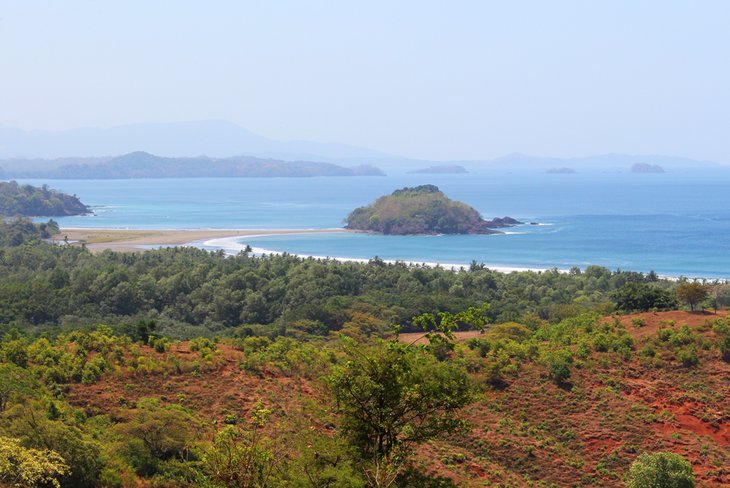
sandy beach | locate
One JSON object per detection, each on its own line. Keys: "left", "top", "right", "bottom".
{"left": 54, "top": 227, "right": 567, "bottom": 274}
{"left": 55, "top": 228, "right": 347, "bottom": 253}
{"left": 54, "top": 227, "right": 714, "bottom": 280}
{"left": 54, "top": 227, "right": 551, "bottom": 273}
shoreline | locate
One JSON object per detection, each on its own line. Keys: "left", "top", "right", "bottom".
{"left": 55, "top": 227, "right": 726, "bottom": 282}
{"left": 55, "top": 227, "right": 348, "bottom": 253}
{"left": 200, "top": 235, "right": 552, "bottom": 274}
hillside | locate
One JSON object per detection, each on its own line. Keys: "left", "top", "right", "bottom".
{"left": 0, "top": 227, "right": 726, "bottom": 486}
{"left": 1, "top": 310, "right": 725, "bottom": 487}
{"left": 0, "top": 180, "right": 89, "bottom": 216}
{"left": 345, "top": 184, "right": 519, "bottom": 235}
{"left": 0, "top": 151, "right": 384, "bottom": 179}
{"left": 408, "top": 311, "right": 729, "bottom": 486}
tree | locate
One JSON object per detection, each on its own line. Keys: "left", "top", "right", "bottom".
{"left": 0, "top": 363, "right": 36, "bottom": 412}
{"left": 626, "top": 451, "right": 695, "bottom": 488}
{"left": 676, "top": 283, "right": 708, "bottom": 311}
{"left": 204, "top": 404, "right": 283, "bottom": 488}
{"left": 612, "top": 283, "right": 677, "bottom": 312}
{"left": 327, "top": 339, "right": 471, "bottom": 486}
{"left": 116, "top": 398, "right": 200, "bottom": 476}
{"left": 0, "top": 436, "right": 68, "bottom": 488}
{"left": 13, "top": 408, "right": 104, "bottom": 487}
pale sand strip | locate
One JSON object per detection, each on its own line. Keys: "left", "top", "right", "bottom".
{"left": 55, "top": 228, "right": 347, "bottom": 253}
{"left": 54, "top": 228, "right": 716, "bottom": 281}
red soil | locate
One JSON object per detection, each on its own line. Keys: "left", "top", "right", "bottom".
{"left": 64, "top": 311, "right": 729, "bottom": 487}
{"left": 66, "top": 343, "right": 320, "bottom": 423}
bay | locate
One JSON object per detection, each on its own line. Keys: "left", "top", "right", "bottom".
{"left": 19, "top": 167, "right": 730, "bottom": 279}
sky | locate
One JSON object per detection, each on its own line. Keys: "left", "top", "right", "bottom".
{"left": 0, "top": 0, "right": 728, "bottom": 161}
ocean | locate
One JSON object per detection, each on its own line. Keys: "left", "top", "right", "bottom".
{"left": 19, "top": 168, "right": 730, "bottom": 279}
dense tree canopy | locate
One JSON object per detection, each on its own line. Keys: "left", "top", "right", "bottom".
{"left": 0, "top": 219, "right": 687, "bottom": 341}
{"left": 0, "top": 181, "right": 89, "bottom": 216}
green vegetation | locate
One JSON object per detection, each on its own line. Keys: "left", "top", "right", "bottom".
{"left": 0, "top": 436, "right": 68, "bottom": 488}
{"left": 346, "top": 185, "right": 519, "bottom": 235}
{"left": 0, "top": 181, "right": 89, "bottom": 216}
{"left": 613, "top": 282, "right": 677, "bottom": 312}
{"left": 0, "top": 222, "right": 727, "bottom": 486}
{"left": 328, "top": 338, "right": 471, "bottom": 483}
{"left": 0, "top": 218, "right": 59, "bottom": 246}
{"left": 0, "top": 222, "right": 684, "bottom": 339}
{"left": 0, "top": 301, "right": 726, "bottom": 486}
{"left": 676, "top": 282, "right": 709, "bottom": 311}
{"left": 625, "top": 452, "right": 695, "bottom": 487}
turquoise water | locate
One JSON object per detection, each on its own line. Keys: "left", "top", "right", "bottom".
{"left": 19, "top": 168, "right": 730, "bottom": 278}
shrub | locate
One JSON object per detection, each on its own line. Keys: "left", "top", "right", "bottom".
{"left": 677, "top": 347, "right": 699, "bottom": 368}
{"left": 150, "top": 337, "right": 170, "bottom": 353}
{"left": 625, "top": 451, "right": 695, "bottom": 488}
{"left": 632, "top": 318, "right": 646, "bottom": 328}
{"left": 540, "top": 348, "right": 573, "bottom": 384}
{"left": 719, "top": 335, "right": 730, "bottom": 363}
{"left": 189, "top": 337, "right": 216, "bottom": 352}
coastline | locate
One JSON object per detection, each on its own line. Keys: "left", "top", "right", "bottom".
{"left": 55, "top": 227, "right": 724, "bottom": 281}
{"left": 201, "top": 234, "right": 554, "bottom": 274}
{"left": 55, "top": 227, "right": 348, "bottom": 253}
{"left": 56, "top": 226, "right": 558, "bottom": 273}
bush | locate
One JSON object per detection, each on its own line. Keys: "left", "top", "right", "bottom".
{"left": 632, "top": 318, "right": 646, "bottom": 328}
{"left": 189, "top": 337, "right": 216, "bottom": 352}
{"left": 150, "top": 337, "right": 170, "bottom": 353}
{"left": 539, "top": 348, "right": 573, "bottom": 384}
{"left": 719, "top": 335, "right": 730, "bottom": 363}
{"left": 677, "top": 347, "right": 699, "bottom": 368}
{"left": 625, "top": 451, "right": 695, "bottom": 488}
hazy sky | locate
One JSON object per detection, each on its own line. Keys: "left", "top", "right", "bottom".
{"left": 1, "top": 1, "right": 728, "bottom": 161}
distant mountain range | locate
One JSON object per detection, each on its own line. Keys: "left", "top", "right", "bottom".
{"left": 0, "top": 120, "right": 391, "bottom": 162}
{"left": 0, "top": 121, "right": 723, "bottom": 172}
{"left": 0, "top": 152, "right": 384, "bottom": 179}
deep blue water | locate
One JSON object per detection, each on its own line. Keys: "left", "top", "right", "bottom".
{"left": 19, "top": 168, "right": 730, "bottom": 278}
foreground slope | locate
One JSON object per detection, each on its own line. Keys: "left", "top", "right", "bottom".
{"left": 50, "top": 311, "right": 729, "bottom": 487}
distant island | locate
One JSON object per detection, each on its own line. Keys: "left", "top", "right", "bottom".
{"left": 631, "top": 163, "right": 665, "bottom": 174}
{"left": 0, "top": 152, "right": 385, "bottom": 179}
{"left": 408, "top": 165, "right": 468, "bottom": 174}
{"left": 546, "top": 167, "right": 576, "bottom": 174}
{"left": 0, "top": 181, "right": 90, "bottom": 216}
{"left": 345, "top": 185, "right": 520, "bottom": 235}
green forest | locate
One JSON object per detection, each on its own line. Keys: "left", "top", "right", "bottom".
{"left": 0, "top": 181, "right": 89, "bottom": 217}
{"left": 0, "top": 221, "right": 727, "bottom": 487}
{"left": 0, "top": 219, "right": 692, "bottom": 340}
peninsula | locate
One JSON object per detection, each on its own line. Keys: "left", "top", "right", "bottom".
{"left": 0, "top": 180, "right": 90, "bottom": 216}
{"left": 345, "top": 185, "right": 520, "bottom": 235}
